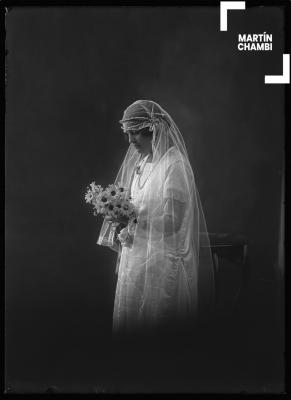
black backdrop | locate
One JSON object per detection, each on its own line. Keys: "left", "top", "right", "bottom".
{"left": 5, "top": 6, "right": 284, "bottom": 393}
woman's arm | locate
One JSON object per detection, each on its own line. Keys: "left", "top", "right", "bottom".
{"left": 139, "top": 198, "right": 186, "bottom": 236}
{"left": 163, "top": 198, "right": 186, "bottom": 233}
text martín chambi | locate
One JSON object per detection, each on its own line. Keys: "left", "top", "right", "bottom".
{"left": 238, "top": 33, "right": 272, "bottom": 51}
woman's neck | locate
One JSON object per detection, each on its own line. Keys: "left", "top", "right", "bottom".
{"left": 142, "top": 152, "right": 152, "bottom": 163}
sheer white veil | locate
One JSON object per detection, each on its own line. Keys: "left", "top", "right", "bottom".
{"left": 97, "top": 100, "right": 215, "bottom": 324}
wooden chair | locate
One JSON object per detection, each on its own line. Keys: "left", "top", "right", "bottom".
{"left": 207, "top": 233, "right": 250, "bottom": 313}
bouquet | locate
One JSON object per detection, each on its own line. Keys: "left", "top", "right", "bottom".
{"left": 85, "top": 182, "right": 137, "bottom": 247}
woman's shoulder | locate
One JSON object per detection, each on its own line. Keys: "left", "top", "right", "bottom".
{"left": 162, "top": 147, "right": 193, "bottom": 182}
{"left": 165, "top": 147, "right": 187, "bottom": 167}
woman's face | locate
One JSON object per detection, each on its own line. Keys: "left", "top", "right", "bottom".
{"left": 126, "top": 128, "right": 152, "bottom": 156}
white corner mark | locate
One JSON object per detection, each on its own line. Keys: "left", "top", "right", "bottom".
{"left": 265, "top": 54, "right": 290, "bottom": 84}
{"left": 220, "top": 1, "right": 246, "bottom": 31}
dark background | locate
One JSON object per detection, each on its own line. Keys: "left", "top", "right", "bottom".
{"left": 5, "top": 6, "right": 285, "bottom": 393}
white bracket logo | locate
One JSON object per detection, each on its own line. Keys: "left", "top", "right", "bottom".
{"left": 265, "top": 54, "right": 290, "bottom": 84}
{"left": 220, "top": 1, "right": 289, "bottom": 85}
{"left": 220, "top": 1, "right": 246, "bottom": 31}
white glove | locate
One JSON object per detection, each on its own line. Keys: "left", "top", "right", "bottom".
{"left": 117, "top": 227, "right": 129, "bottom": 245}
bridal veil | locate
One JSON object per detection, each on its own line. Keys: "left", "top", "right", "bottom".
{"left": 97, "top": 100, "right": 215, "bottom": 331}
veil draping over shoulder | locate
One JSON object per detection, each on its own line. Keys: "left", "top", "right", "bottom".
{"left": 97, "top": 100, "right": 215, "bottom": 331}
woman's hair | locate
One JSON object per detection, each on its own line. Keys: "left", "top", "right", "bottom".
{"left": 119, "top": 100, "right": 171, "bottom": 134}
{"left": 122, "top": 126, "right": 153, "bottom": 141}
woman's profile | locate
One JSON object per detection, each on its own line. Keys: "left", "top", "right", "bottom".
{"left": 97, "top": 100, "right": 215, "bottom": 336}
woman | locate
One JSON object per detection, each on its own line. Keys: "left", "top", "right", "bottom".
{"left": 97, "top": 100, "right": 215, "bottom": 335}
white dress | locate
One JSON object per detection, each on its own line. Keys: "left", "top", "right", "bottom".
{"left": 112, "top": 150, "right": 198, "bottom": 333}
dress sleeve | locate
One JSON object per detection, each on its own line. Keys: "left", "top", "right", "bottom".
{"left": 163, "top": 160, "right": 191, "bottom": 204}
{"left": 162, "top": 160, "right": 191, "bottom": 233}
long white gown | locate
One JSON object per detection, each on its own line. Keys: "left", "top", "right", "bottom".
{"left": 112, "top": 148, "right": 198, "bottom": 333}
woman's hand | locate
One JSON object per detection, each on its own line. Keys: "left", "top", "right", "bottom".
{"left": 118, "top": 227, "right": 134, "bottom": 248}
